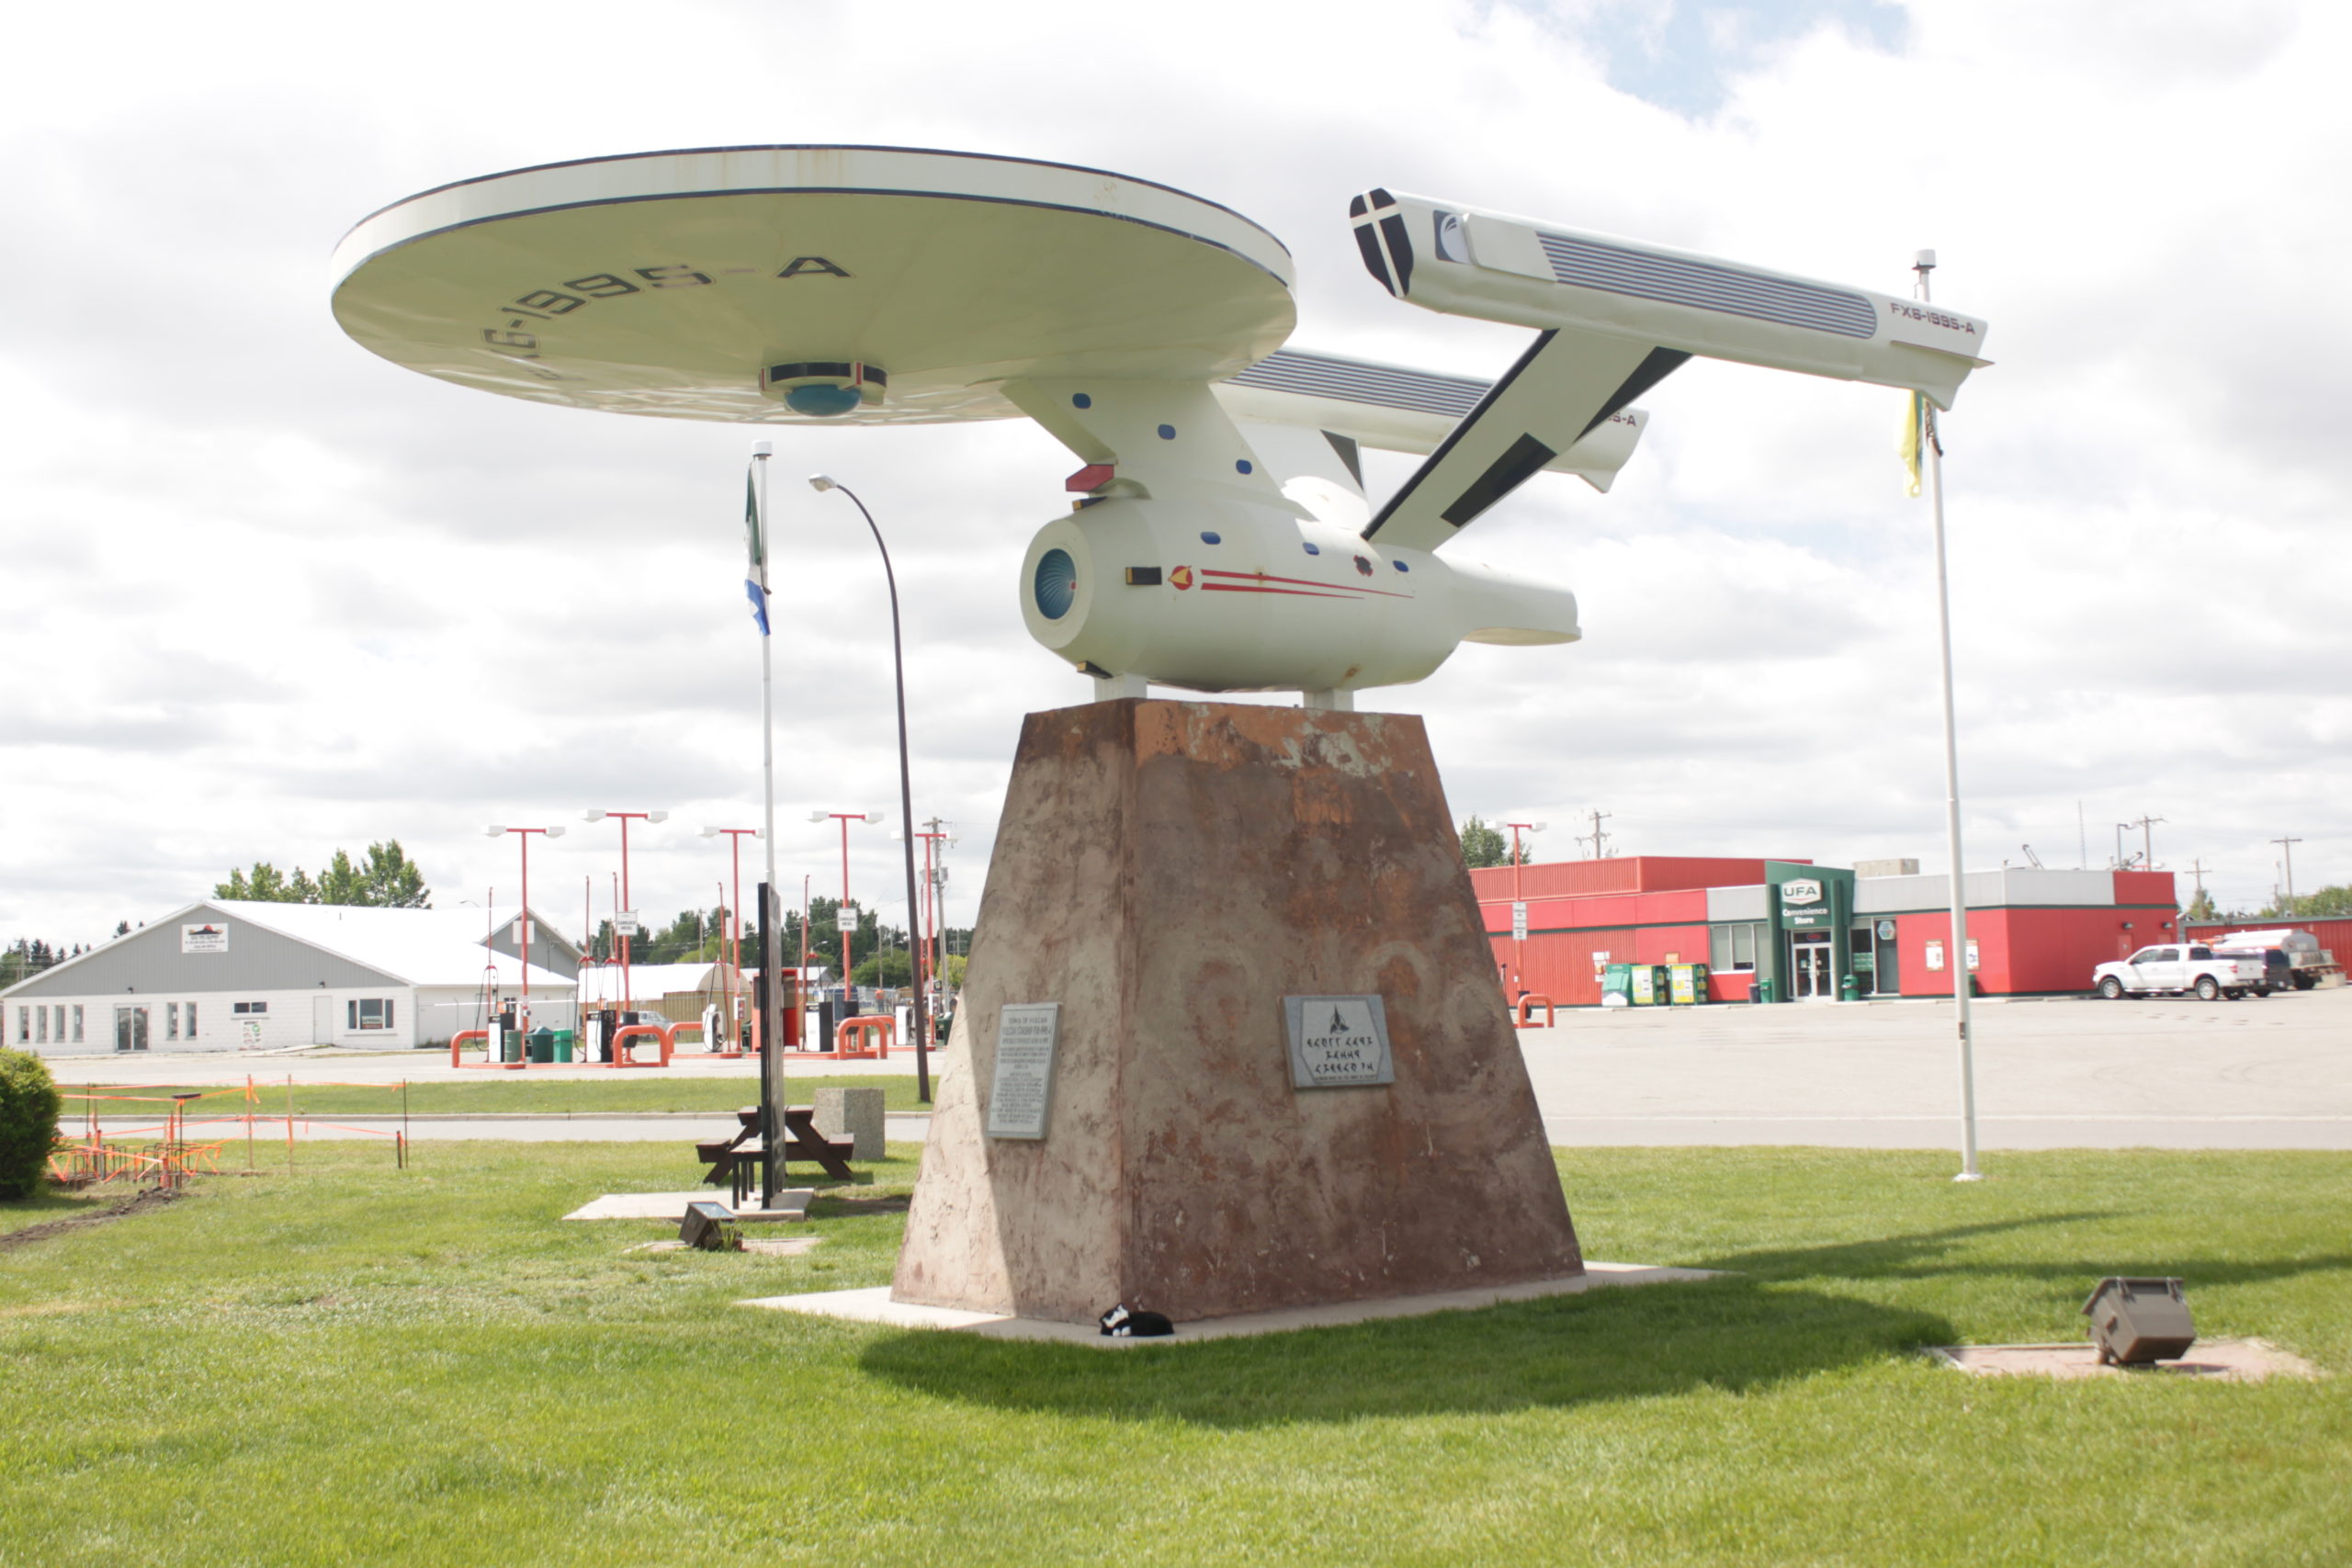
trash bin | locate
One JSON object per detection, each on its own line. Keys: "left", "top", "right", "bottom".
{"left": 501, "top": 1028, "right": 522, "bottom": 1063}
{"left": 1600, "top": 963, "right": 1634, "bottom": 1008}
{"left": 552, "top": 1030, "right": 574, "bottom": 1064}
{"left": 527, "top": 1026, "right": 557, "bottom": 1064}
{"left": 1756, "top": 976, "right": 1777, "bottom": 1004}
{"left": 1839, "top": 973, "right": 1861, "bottom": 1002}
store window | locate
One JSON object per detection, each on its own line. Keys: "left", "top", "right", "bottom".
{"left": 1709, "top": 921, "right": 1766, "bottom": 973}
{"left": 348, "top": 998, "right": 395, "bottom": 1031}
{"left": 53, "top": 1006, "right": 66, "bottom": 1042}
{"left": 72, "top": 1005, "right": 84, "bottom": 1043}
{"left": 233, "top": 1000, "right": 267, "bottom": 1015}
{"left": 17, "top": 1006, "right": 28, "bottom": 1043}
{"left": 36, "top": 1007, "right": 48, "bottom": 1044}
{"left": 187, "top": 1001, "right": 198, "bottom": 1039}
{"left": 166, "top": 1002, "right": 179, "bottom": 1041}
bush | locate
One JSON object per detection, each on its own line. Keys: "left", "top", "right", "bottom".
{"left": 0, "top": 1047, "right": 63, "bottom": 1199}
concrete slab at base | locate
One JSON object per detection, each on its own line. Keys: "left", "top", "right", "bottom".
{"left": 563, "top": 1190, "right": 814, "bottom": 1222}
{"left": 750, "top": 1262, "right": 1717, "bottom": 1345}
{"left": 1927, "top": 1339, "right": 2321, "bottom": 1382}
{"left": 893, "top": 700, "right": 1582, "bottom": 1325}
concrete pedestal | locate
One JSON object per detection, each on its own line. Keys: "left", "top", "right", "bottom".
{"left": 892, "top": 699, "right": 1580, "bottom": 1325}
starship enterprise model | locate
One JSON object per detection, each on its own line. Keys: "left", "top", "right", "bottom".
{"left": 333, "top": 146, "right": 1988, "bottom": 705}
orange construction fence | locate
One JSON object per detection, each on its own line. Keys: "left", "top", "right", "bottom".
{"left": 49, "top": 1076, "right": 414, "bottom": 1187}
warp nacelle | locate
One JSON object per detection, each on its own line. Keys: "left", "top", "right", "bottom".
{"left": 1018, "top": 496, "right": 1577, "bottom": 696}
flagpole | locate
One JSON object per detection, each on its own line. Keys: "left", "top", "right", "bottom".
{"left": 752, "top": 441, "right": 781, "bottom": 1208}
{"left": 1915, "top": 250, "right": 1982, "bottom": 1183}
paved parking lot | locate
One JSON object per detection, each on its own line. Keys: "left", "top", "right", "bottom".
{"left": 40, "top": 989, "right": 2352, "bottom": 1150}
{"left": 1517, "top": 987, "right": 2352, "bottom": 1149}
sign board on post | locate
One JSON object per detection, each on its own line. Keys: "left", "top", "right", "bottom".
{"left": 614, "top": 912, "right": 641, "bottom": 937}
{"left": 181, "top": 923, "right": 228, "bottom": 954}
{"left": 1510, "top": 900, "right": 1528, "bottom": 942}
{"left": 1283, "top": 995, "right": 1395, "bottom": 1089}
{"left": 835, "top": 903, "right": 858, "bottom": 934}
{"left": 986, "top": 1003, "right": 1060, "bottom": 1139}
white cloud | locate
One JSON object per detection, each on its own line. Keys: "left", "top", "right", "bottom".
{"left": 1, "top": 0, "right": 2346, "bottom": 947}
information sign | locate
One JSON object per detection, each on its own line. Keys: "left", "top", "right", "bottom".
{"left": 986, "top": 1003, "right": 1061, "bottom": 1140}
{"left": 181, "top": 923, "right": 228, "bottom": 955}
{"left": 1510, "top": 900, "right": 1528, "bottom": 941}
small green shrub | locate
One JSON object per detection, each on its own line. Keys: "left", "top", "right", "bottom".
{"left": 0, "top": 1046, "right": 63, "bottom": 1199}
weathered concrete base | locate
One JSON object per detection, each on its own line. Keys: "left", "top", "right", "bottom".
{"left": 760, "top": 1263, "right": 1708, "bottom": 1345}
{"left": 813, "top": 1087, "right": 887, "bottom": 1160}
{"left": 1926, "top": 1339, "right": 2320, "bottom": 1382}
{"left": 563, "top": 1190, "right": 813, "bottom": 1222}
{"left": 892, "top": 698, "right": 1581, "bottom": 1326}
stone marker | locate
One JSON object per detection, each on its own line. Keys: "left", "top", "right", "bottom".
{"left": 812, "top": 1087, "right": 887, "bottom": 1160}
{"left": 892, "top": 698, "right": 1581, "bottom": 1325}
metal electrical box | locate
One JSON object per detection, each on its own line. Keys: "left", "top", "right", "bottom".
{"left": 2083, "top": 1276, "right": 2195, "bottom": 1365}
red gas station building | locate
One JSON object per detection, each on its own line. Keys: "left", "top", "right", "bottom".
{"left": 1471, "top": 855, "right": 2184, "bottom": 1006}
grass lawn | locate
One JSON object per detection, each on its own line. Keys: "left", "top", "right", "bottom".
{"left": 52, "top": 1073, "right": 935, "bottom": 1118}
{"left": 3, "top": 1144, "right": 2346, "bottom": 1566}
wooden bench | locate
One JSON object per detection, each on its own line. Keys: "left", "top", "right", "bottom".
{"left": 695, "top": 1106, "right": 857, "bottom": 1201}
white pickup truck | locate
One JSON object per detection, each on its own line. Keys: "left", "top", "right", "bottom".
{"left": 2093, "top": 944, "right": 2267, "bottom": 1000}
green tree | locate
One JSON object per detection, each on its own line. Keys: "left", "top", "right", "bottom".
{"left": 2183, "top": 886, "right": 2222, "bottom": 924}
{"left": 1459, "top": 816, "right": 1528, "bottom": 869}
{"left": 361, "top": 840, "right": 430, "bottom": 908}
{"left": 214, "top": 841, "right": 429, "bottom": 908}
{"left": 2263, "top": 883, "right": 2351, "bottom": 920}
{"left": 852, "top": 948, "right": 915, "bottom": 987}
{"left": 0, "top": 1048, "right": 63, "bottom": 1200}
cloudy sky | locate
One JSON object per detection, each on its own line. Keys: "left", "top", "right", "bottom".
{"left": 4, "top": 0, "right": 2346, "bottom": 951}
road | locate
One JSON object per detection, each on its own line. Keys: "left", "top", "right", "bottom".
{"left": 40, "top": 989, "right": 2352, "bottom": 1149}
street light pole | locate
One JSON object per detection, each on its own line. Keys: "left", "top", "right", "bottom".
{"left": 1504, "top": 820, "right": 1544, "bottom": 1000}
{"left": 808, "top": 473, "right": 933, "bottom": 1103}
{"left": 1915, "top": 249, "right": 1982, "bottom": 1183}
{"left": 700, "top": 826, "right": 762, "bottom": 1049}
{"left": 484, "top": 824, "right": 564, "bottom": 1050}
{"left": 582, "top": 809, "right": 667, "bottom": 1020}
{"left": 809, "top": 810, "right": 883, "bottom": 1032}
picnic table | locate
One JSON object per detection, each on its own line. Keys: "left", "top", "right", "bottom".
{"left": 695, "top": 1106, "right": 856, "bottom": 1205}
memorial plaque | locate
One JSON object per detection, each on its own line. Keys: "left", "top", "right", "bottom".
{"left": 985, "top": 1002, "right": 1060, "bottom": 1140}
{"left": 1284, "top": 995, "right": 1395, "bottom": 1089}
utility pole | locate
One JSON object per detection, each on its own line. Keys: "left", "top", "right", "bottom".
{"left": 2186, "top": 857, "right": 2210, "bottom": 938}
{"left": 1579, "top": 809, "right": 1612, "bottom": 860}
{"left": 2271, "top": 836, "right": 2303, "bottom": 911}
{"left": 2131, "top": 814, "right": 2165, "bottom": 871}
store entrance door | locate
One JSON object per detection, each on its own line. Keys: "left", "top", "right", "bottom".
{"left": 113, "top": 1005, "right": 149, "bottom": 1053}
{"left": 1792, "top": 934, "right": 1835, "bottom": 999}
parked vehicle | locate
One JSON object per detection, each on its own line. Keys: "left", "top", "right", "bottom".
{"left": 2092, "top": 944, "right": 2266, "bottom": 1000}
{"left": 2204, "top": 929, "right": 2342, "bottom": 990}
{"left": 2210, "top": 946, "right": 2293, "bottom": 996}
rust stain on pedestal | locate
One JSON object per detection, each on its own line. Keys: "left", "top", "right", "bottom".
{"left": 892, "top": 698, "right": 1579, "bottom": 1325}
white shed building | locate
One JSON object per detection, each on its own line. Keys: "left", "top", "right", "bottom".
{"left": 0, "top": 900, "right": 577, "bottom": 1055}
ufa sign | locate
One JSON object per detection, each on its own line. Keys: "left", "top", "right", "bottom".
{"left": 1779, "top": 877, "right": 1834, "bottom": 931}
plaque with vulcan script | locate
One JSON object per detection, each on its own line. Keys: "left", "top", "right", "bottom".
{"left": 1283, "top": 995, "right": 1395, "bottom": 1089}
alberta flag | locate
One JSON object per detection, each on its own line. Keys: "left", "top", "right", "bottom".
{"left": 744, "top": 464, "right": 770, "bottom": 636}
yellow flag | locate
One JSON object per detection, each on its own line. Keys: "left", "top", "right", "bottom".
{"left": 1897, "top": 390, "right": 1925, "bottom": 498}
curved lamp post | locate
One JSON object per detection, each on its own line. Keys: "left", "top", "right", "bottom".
{"left": 808, "top": 473, "right": 933, "bottom": 1103}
